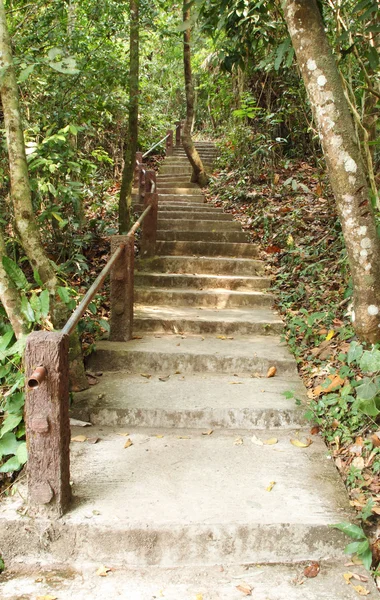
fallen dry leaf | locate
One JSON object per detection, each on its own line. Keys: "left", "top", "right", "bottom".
{"left": 352, "top": 456, "right": 365, "bottom": 470}
{"left": 124, "top": 438, "right": 133, "bottom": 449}
{"left": 266, "top": 366, "right": 277, "bottom": 378}
{"left": 96, "top": 565, "right": 112, "bottom": 577}
{"left": 229, "top": 381, "right": 243, "bottom": 384}
{"left": 159, "top": 375, "right": 170, "bottom": 382}
{"left": 70, "top": 418, "right": 92, "bottom": 427}
{"left": 351, "top": 573, "right": 369, "bottom": 583}
{"left": 310, "top": 426, "right": 320, "bottom": 435}
{"left": 177, "top": 435, "right": 190, "bottom": 439}
{"left": 304, "top": 561, "right": 320, "bottom": 578}
{"left": 252, "top": 435, "right": 264, "bottom": 446}
{"left": 156, "top": 435, "right": 164, "bottom": 439}
{"left": 234, "top": 437, "right": 244, "bottom": 445}
{"left": 290, "top": 438, "right": 313, "bottom": 448}
{"left": 36, "top": 596, "right": 57, "bottom": 600}
{"left": 371, "top": 433, "right": 380, "bottom": 447}
{"left": 325, "top": 329, "right": 335, "bottom": 341}
{"left": 264, "top": 438, "right": 278, "bottom": 445}
{"left": 87, "top": 437, "right": 100, "bottom": 444}
{"left": 202, "top": 430, "right": 213, "bottom": 436}
{"left": 236, "top": 583, "right": 252, "bottom": 596}
{"left": 195, "top": 594, "right": 203, "bottom": 600}
{"left": 140, "top": 373, "right": 151, "bottom": 379}
{"left": 266, "top": 481, "right": 276, "bottom": 492}
{"left": 352, "top": 584, "right": 370, "bottom": 596}
{"left": 313, "top": 374, "right": 344, "bottom": 397}
{"left": 71, "top": 435, "right": 87, "bottom": 442}
{"left": 344, "top": 572, "right": 354, "bottom": 584}
{"left": 116, "top": 432, "right": 130, "bottom": 437}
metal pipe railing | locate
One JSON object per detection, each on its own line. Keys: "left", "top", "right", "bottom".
{"left": 142, "top": 133, "right": 170, "bottom": 159}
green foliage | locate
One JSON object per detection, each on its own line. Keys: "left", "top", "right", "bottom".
{"left": 332, "top": 522, "right": 372, "bottom": 570}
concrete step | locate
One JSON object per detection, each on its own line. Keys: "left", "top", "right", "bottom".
{"left": 157, "top": 230, "right": 248, "bottom": 243}
{"left": 158, "top": 210, "right": 232, "bottom": 219}
{"left": 87, "top": 335, "right": 297, "bottom": 376}
{"left": 158, "top": 219, "right": 240, "bottom": 230}
{"left": 135, "top": 272, "right": 271, "bottom": 291}
{"left": 157, "top": 182, "right": 200, "bottom": 189}
{"left": 160, "top": 167, "right": 193, "bottom": 175}
{"left": 135, "top": 287, "right": 273, "bottom": 309}
{"left": 0, "top": 426, "right": 353, "bottom": 567}
{"left": 156, "top": 241, "right": 259, "bottom": 257}
{"left": 133, "top": 305, "right": 282, "bottom": 336}
{"left": 137, "top": 255, "right": 266, "bottom": 275}
{"left": 1, "top": 560, "right": 376, "bottom": 599}
{"left": 158, "top": 188, "right": 204, "bottom": 195}
{"left": 158, "top": 193, "right": 205, "bottom": 201}
{"left": 71, "top": 373, "right": 304, "bottom": 429}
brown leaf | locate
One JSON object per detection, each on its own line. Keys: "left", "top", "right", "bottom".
{"left": 310, "top": 426, "right": 320, "bottom": 435}
{"left": 304, "top": 562, "right": 320, "bottom": 578}
{"left": 140, "top": 373, "right": 151, "bottom": 379}
{"left": 124, "top": 438, "right": 133, "bottom": 449}
{"left": 234, "top": 437, "right": 244, "bottom": 445}
{"left": 159, "top": 375, "right": 170, "bottom": 382}
{"left": 236, "top": 583, "right": 252, "bottom": 596}
{"left": 202, "top": 429, "right": 213, "bottom": 436}
{"left": 264, "top": 244, "right": 282, "bottom": 254}
{"left": 313, "top": 374, "right": 344, "bottom": 397}
{"left": 266, "top": 366, "right": 277, "bottom": 378}
{"left": 87, "top": 437, "right": 100, "bottom": 444}
{"left": 71, "top": 435, "right": 87, "bottom": 442}
{"left": 371, "top": 433, "right": 380, "bottom": 447}
{"left": 352, "top": 457, "right": 365, "bottom": 470}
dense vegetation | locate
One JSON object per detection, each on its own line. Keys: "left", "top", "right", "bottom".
{"left": 0, "top": 0, "right": 379, "bottom": 572}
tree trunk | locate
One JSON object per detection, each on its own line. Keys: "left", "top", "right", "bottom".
{"left": 0, "top": 0, "right": 88, "bottom": 388}
{"left": 182, "top": 2, "right": 208, "bottom": 187}
{"left": 119, "top": 0, "right": 139, "bottom": 233}
{"left": 283, "top": 0, "right": 380, "bottom": 344}
{"left": 0, "top": 227, "right": 27, "bottom": 339}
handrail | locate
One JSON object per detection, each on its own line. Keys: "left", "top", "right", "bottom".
{"left": 142, "top": 133, "right": 170, "bottom": 159}
{"left": 62, "top": 204, "right": 152, "bottom": 337}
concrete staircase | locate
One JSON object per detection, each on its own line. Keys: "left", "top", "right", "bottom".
{"left": 0, "top": 141, "right": 376, "bottom": 599}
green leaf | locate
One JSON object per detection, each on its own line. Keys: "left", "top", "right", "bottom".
{"left": 39, "top": 289, "right": 50, "bottom": 318}
{"left": 2, "top": 256, "right": 29, "bottom": 290}
{"left": 57, "top": 286, "right": 70, "bottom": 304}
{"left": 360, "top": 349, "right": 380, "bottom": 373}
{"left": 358, "top": 398, "right": 379, "bottom": 417}
{"left": 18, "top": 64, "right": 35, "bottom": 83}
{"left": 344, "top": 541, "right": 363, "bottom": 555}
{"left": 33, "top": 269, "right": 43, "bottom": 287}
{"left": 0, "top": 413, "right": 23, "bottom": 437}
{"left": 347, "top": 341, "right": 363, "bottom": 365}
{"left": 360, "top": 546, "right": 373, "bottom": 571}
{"left": 99, "top": 319, "right": 110, "bottom": 333}
{"left": 0, "top": 557, "right": 4, "bottom": 573}
{"left": 0, "top": 456, "right": 21, "bottom": 473}
{"left": 48, "top": 57, "right": 80, "bottom": 75}
{"left": 274, "top": 38, "right": 291, "bottom": 71}
{"left": 0, "top": 330, "right": 14, "bottom": 352}
{"left": 16, "top": 442, "right": 27, "bottom": 465}
{"left": 29, "top": 292, "right": 41, "bottom": 321}
{"left": 331, "top": 522, "right": 366, "bottom": 539}
{"left": 356, "top": 379, "right": 378, "bottom": 401}
{"left": 20, "top": 297, "right": 35, "bottom": 323}
{"left": 4, "top": 392, "right": 25, "bottom": 414}
{"left": 0, "top": 432, "right": 19, "bottom": 459}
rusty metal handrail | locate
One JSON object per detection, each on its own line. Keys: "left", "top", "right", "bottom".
{"left": 61, "top": 205, "right": 152, "bottom": 337}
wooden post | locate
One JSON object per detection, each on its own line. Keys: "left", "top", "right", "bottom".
{"left": 141, "top": 171, "right": 158, "bottom": 258}
{"left": 138, "top": 166, "right": 145, "bottom": 205}
{"left": 110, "top": 235, "right": 134, "bottom": 341}
{"left": 166, "top": 129, "right": 173, "bottom": 156}
{"left": 175, "top": 121, "right": 182, "bottom": 146}
{"left": 25, "top": 331, "right": 71, "bottom": 517}
{"left": 134, "top": 151, "right": 143, "bottom": 187}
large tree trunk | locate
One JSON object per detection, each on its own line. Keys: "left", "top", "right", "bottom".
{"left": 182, "top": 2, "right": 208, "bottom": 187}
{"left": 119, "top": 0, "right": 139, "bottom": 233}
{"left": 0, "top": 226, "right": 27, "bottom": 339}
{"left": 283, "top": 0, "right": 380, "bottom": 344}
{"left": 0, "top": 0, "right": 88, "bottom": 389}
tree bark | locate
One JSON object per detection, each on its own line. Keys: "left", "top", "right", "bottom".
{"left": 182, "top": 2, "right": 208, "bottom": 187}
{"left": 283, "top": 0, "right": 380, "bottom": 343}
{"left": 119, "top": 0, "right": 139, "bottom": 233}
{"left": 0, "top": 0, "right": 88, "bottom": 389}
{"left": 0, "top": 226, "right": 27, "bottom": 339}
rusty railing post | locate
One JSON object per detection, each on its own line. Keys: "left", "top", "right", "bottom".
{"left": 166, "top": 129, "right": 173, "bottom": 156}
{"left": 175, "top": 121, "right": 182, "bottom": 147}
{"left": 141, "top": 171, "right": 158, "bottom": 258}
{"left": 110, "top": 235, "right": 134, "bottom": 341}
{"left": 134, "top": 151, "right": 143, "bottom": 188}
{"left": 138, "top": 166, "right": 145, "bottom": 205}
{"left": 25, "top": 331, "right": 71, "bottom": 517}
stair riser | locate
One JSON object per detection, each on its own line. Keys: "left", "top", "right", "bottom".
{"left": 158, "top": 189, "right": 204, "bottom": 195}
{"left": 88, "top": 349, "right": 294, "bottom": 376}
{"left": 135, "top": 274, "right": 271, "bottom": 291}
{"left": 158, "top": 182, "right": 199, "bottom": 188}
{"left": 72, "top": 405, "right": 303, "bottom": 430}
{"left": 156, "top": 241, "right": 259, "bottom": 258}
{"left": 137, "top": 257, "right": 265, "bottom": 275}
{"left": 158, "top": 195, "right": 206, "bottom": 202}
{"left": 157, "top": 231, "right": 248, "bottom": 243}
{"left": 157, "top": 220, "right": 240, "bottom": 230}
{"left": 160, "top": 168, "right": 193, "bottom": 175}
{"left": 0, "top": 522, "right": 346, "bottom": 567}
{"left": 135, "top": 290, "right": 273, "bottom": 309}
{"left": 134, "top": 317, "right": 282, "bottom": 337}
{"left": 158, "top": 212, "right": 231, "bottom": 219}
